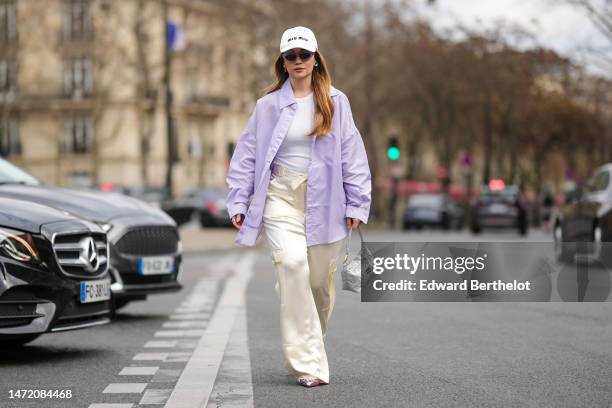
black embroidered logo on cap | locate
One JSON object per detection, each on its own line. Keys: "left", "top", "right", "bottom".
{"left": 288, "top": 36, "right": 309, "bottom": 42}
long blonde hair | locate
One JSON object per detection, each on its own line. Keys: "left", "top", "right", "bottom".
{"left": 264, "top": 50, "right": 334, "bottom": 137}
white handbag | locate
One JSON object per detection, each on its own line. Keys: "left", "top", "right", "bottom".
{"left": 341, "top": 225, "right": 374, "bottom": 293}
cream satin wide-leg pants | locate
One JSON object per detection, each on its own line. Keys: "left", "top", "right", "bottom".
{"left": 262, "top": 162, "right": 345, "bottom": 385}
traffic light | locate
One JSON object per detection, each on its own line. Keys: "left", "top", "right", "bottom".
{"left": 387, "top": 136, "right": 400, "bottom": 161}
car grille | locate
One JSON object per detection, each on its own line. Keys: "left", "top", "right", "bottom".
{"left": 121, "top": 273, "right": 178, "bottom": 285}
{"left": 115, "top": 226, "right": 179, "bottom": 256}
{"left": 52, "top": 232, "right": 109, "bottom": 278}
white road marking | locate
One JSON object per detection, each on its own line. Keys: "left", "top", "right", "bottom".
{"left": 169, "top": 313, "right": 210, "bottom": 320}
{"left": 89, "top": 404, "right": 134, "bottom": 408}
{"left": 164, "top": 251, "right": 255, "bottom": 408}
{"left": 139, "top": 389, "right": 173, "bottom": 405}
{"left": 165, "top": 353, "right": 191, "bottom": 362}
{"left": 103, "top": 383, "right": 147, "bottom": 394}
{"left": 205, "top": 301, "right": 254, "bottom": 408}
{"left": 119, "top": 366, "right": 159, "bottom": 376}
{"left": 90, "top": 254, "right": 237, "bottom": 408}
{"left": 133, "top": 352, "right": 193, "bottom": 362}
{"left": 133, "top": 353, "right": 169, "bottom": 361}
{"left": 154, "top": 329, "right": 206, "bottom": 337}
{"left": 144, "top": 340, "right": 178, "bottom": 348}
{"left": 173, "top": 308, "right": 206, "bottom": 313}
{"left": 144, "top": 340, "right": 197, "bottom": 349}
{"left": 162, "top": 321, "right": 207, "bottom": 329}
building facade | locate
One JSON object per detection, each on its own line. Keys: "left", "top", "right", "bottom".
{"left": 0, "top": 0, "right": 253, "bottom": 194}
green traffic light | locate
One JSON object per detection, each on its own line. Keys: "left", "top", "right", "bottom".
{"left": 387, "top": 146, "right": 400, "bottom": 160}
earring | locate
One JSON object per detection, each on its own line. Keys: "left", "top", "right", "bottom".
{"left": 283, "top": 65, "right": 287, "bottom": 72}
{"left": 314, "top": 62, "right": 319, "bottom": 67}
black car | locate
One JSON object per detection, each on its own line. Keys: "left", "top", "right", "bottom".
{"left": 402, "top": 193, "right": 464, "bottom": 230}
{"left": 0, "top": 158, "right": 182, "bottom": 310}
{"left": 1, "top": 197, "right": 112, "bottom": 347}
{"left": 163, "top": 187, "right": 231, "bottom": 227}
{"left": 470, "top": 183, "right": 528, "bottom": 235}
{"left": 553, "top": 164, "right": 612, "bottom": 263}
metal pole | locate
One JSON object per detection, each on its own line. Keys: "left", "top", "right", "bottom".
{"left": 162, "top": 0, "right": 174, "bottom": 198}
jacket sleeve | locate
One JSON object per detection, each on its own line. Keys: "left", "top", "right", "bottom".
{"left": 226, "top": 102, "right": 258, "bottom": 219}
{"left": 340, "top": 94, "right": 372, "bottom": 224}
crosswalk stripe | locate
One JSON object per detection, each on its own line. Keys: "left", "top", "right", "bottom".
{"left": 102, "top": 383, "right": 147, "bottom": 394}
{"left": 119, "top": 366, "right": 159, "bottom": 376}
{"left": 139, "top": 388, "right": 173, "bottom": 405}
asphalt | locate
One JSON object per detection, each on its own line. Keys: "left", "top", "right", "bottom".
{"left": 0, "top": 228, "right": 610, "bottom": 408}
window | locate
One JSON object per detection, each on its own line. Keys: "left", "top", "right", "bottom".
{"left": 63, "top": 57, "right": 93, "bottom": 97}
{"left": 63, "top": 114, "right": 94, "bottom": 154}
{"left": 63, "top": 0, "right": 93, "bottom": 41}
{"left": 0, "top": 59, "right": 17, "bottom": 94}
{"left": 0, "top": 1, "right": 17, "bottom": 43}
{"left": 0, "top": 117, "right": 20, "bottom": 157}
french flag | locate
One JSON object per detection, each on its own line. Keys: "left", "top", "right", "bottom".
{"left": 167, "top": 21, "right": 189, "bottom": 50}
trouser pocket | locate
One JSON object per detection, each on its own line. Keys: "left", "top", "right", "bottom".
{"left": 271, "top": 248, "right": 285, "bottom": 306}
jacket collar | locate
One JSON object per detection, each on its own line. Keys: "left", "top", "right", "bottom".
{"left": 278, "top": 78, "right": 340, "bottom": 109}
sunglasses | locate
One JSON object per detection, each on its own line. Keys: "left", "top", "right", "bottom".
{"left": 282, "top": 50, "right": 314, "bottom": 63}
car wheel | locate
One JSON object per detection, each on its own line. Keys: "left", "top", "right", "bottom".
{"left": 554, "top": 223, "right": 573, "bottom": 263}
{"left": 441, "top": 214, "right": 450, "bottom": 230}
{"left": 470, "top": 223, "right": 481, "bottom": 234}
{"left": 0, "top": 334, "right": 41, "bottom": 347}
{"left": 455, "top": 219, "right": 464, "bottom": 230}
{"left": 199, "top": 212, "right": 213, "bottom": 228}
{"left": 518, "top": 221, "right": 528, "bottom": 236}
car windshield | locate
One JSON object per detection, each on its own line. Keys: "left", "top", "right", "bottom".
{"left": 408, "top": 194, "right": 443, "bottom": 208}
{"left": 480, "top": 187, "right": 518, "bottom": 203}
{"left": 185, "top": 188, "right": 227, "bottom": 199}
{"left": 0, "top": 158, "right": 41, "bottom": 186}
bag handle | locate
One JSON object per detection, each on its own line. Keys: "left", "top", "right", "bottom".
{"left": 343, "top": 224, "right": 364, "bottom": 267}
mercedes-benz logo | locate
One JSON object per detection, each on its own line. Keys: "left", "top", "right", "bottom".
{"left": 80, "top": 237, "right": 100, "bottom": 272}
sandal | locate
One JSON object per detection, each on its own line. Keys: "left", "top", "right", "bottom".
{"left": 297, "top": 376, "right": 321, "bottom": 387}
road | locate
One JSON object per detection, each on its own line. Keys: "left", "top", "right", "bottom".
{"left": 0, "top": 229, "right": 611, "bottom": 408}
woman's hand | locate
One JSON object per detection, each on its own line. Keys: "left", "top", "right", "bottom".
{"left": 346, "top": 217, "right": 360, "bottom": 230}
{"left": 231, "top": 214, "right": 244, "bottom": 230}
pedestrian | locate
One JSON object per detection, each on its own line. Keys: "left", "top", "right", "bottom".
{"left": 225, "top": 26, "right": 372, "bottom": 388}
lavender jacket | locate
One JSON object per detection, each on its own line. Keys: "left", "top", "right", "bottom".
{"left": 225, "top": 79, "right": 371, "bottom": 247}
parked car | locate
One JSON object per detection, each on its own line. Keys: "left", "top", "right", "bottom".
{"left": 120, "top": 185, "right": 170, "bottom": 209}
{"left": 0, "top": 158, "right": 182, "bottom": 310}
{"left": 163, "top": 187, "right": 232, "bottom": 227}
{"left": 470, "top": 182, "right": 528, "bottom": 235}
{"left": 402, "top": 193, "right": 464, "bottom": 230}
{"left": 0, "top": 197, "right": 112, "bottom": 347}
{"left": 553, "top": 164, "right": 612, "bottom": 264}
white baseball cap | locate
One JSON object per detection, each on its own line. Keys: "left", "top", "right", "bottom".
{"left": 279, "top": 26, "right": 318, "bottom": 53}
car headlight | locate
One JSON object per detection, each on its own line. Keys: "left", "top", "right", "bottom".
{"left": 0, "top": 228, "right": 41, "bottom": 264}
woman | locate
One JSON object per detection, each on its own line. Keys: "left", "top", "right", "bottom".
{"left": 225, "top": 26, "right": 371, "bottom": 387}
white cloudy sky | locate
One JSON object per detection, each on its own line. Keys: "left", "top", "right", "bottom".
{"left": 413, "top": 0, "right": 610, "bottom": 75}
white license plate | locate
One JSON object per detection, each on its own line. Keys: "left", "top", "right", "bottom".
{"left": 79, "top": 279, "right": 111, "bottom": 303}
{"left": 489, "top": 203, "right": 508, "bottom": 214}
{"left": 139, "top": 256, "right": 174, "bottom": 275}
